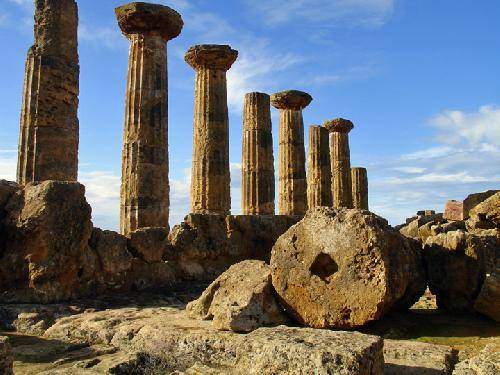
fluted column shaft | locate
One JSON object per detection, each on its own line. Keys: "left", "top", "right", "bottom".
{"left": 307, "top": 126, "right": 332, "bottom": 209}
{"left": 190, "top": 68, "right": 231, "bottom": 214}
{"left": 330, "top": 132, "right": 353, "bottom": 208}
{"left": 242, "top": 93, "right": 275, "bottom": 215}
{"left": 278, "top": 109, "right": 307, "bottom": 215}
{"left": 120, "top": 34, "right": 169, "bottom": 235}
{"left": 351, "top": 167, "right": 369, "bottom": 210}
{"left": 17, "top": 0, "right": 79, "bottom": 185}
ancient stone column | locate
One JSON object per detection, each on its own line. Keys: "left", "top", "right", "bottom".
{"left": 185, "top": 45, "right": 238, "bottom": 215}
{"left": 307, "top": 126, "right": 332, "bottom": 209}
{"left": 351, "top": 167, "right": 368, "bottom": 210}
{"left": 17, "top": 0, "right": 79, "bottom": 185}
{"left": 271, "top": 90, "right": 312, "bottom": 215}
{"left": 242, "top": 92, "right": 275, "bottom": 215}
{"left": 116, "top": 3, "right": 183, "bottom": 236}
{"left": 324, "top": 118, "right": 354, "bottom": 209}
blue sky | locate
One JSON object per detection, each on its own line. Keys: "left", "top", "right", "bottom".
{"left": 0, "top": 0, "right": 499, "bottom": 229}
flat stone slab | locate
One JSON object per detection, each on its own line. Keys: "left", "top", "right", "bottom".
{"left": 44, "top": 306, "right": 384, "bottom": 374}
{"left": 384, "top": 339, "right": 458, "bottom": 374}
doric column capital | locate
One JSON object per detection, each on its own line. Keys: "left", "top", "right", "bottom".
{"left": 115, "top": 2, "right": 183, "bottom": 41}
{"left": 271, "top": 90, "right": 312, "bottom": 110}
{"left": 323, "top": 118, "right": 354, "bottom": 133}
{"left": 185, "top": 44, "right": 238, "bottom": 71}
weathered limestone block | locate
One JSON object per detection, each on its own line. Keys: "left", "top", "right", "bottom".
{"left": 88, "top": 228, "right": 132, "bottom": 277}
{"left": 17, "top": 0, "right": 79, "bottom": 185}
{"left": 45, "top": 307, "right": 384, "bottom": 375}
{"left": 0, "top": 336, "right": 13, "bottom": 375}
{"left": 463, "top": 190, "right": 499, "bottom": 219}
{"left": 271, "top": 208, "right": 426, "bottom": 328}
{"left": 186, "top": 45, "right": 238, "bottom": 215}
{"left": 324, "top": 118, "right": 354, "bottom": 208}
{"left": 0, "top": 181, "right": 92, "bottom": 302}
{"left": 351, "top": 167, "right": 369, "bottom": 210}
{"left": 384, "top": 339, "right": 457, "bottom": 375}
{"left": 424, "top": 231, "right": 499, "bottom": 311}
{"left": 128, "top": 227, "right": 169, "bottom": 263}
{"left": 307, "top": 125, "right": 332, "bottom": 209}
{"left": 241, "top": 92, "right": 275, "bottom": 215}
{"left": 466, "top": 192, "right": 500, "bottom": 231}
{"left": 453, "top": 344, "right": 500, "bottom": 375}
{"left": 187, "top": 260, "right": 288, "bottom": 332}
{"left": 444, "top": 200, "right": 464, "bottom": 221}
{"left": 474, "top": 270, "right": 500, "bottom": 322}
{"left": 271, "top": 90, "right": 312, "bottom": 215}
{"left": 116, "top": 3, "right": 183, "bottom": 236}
{"left": 169, "top": 214, "right": 301, "bottom": 282}
{"left": 399, "top": 213, "right": 445, "bottom": 240}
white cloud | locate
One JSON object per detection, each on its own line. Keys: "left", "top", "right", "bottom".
{"left": 79, "top": 24, "right": 127, "bottom": 50}
{"left": 0, "top": 154, "right": 16, "bottom": 181}
{"left": 430, "top": 105, "right": 500, "bottom": 147}
{"left": 249, "top": 0, "right": 396, "bottom": 28}
{"left": 369, "top": 104, "right": 500, "bottom": 225}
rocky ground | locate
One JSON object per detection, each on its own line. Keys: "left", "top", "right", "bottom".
{"left": 0, "top": 290, "right": 498, "bottom": 375}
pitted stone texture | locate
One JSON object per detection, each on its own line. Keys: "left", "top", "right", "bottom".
{"left": 0, "top": 336, "right": 13, "bottom": 375}
{"left": 453, "top": 344, "right": 500, "bottom": 375}
{"left": 424, "top": 230, "right": 499, "bottom": 311}
{"left": 270, "top": 90, "right": 313, "bottom": 110}
{"left": 17, "top": 0, "right": 79, "bottom": 185}
{"left": 444, "top": 200, "right": 465, "bottom": 221}
{"left": 115, "top": 2, "right": 183, "bottom": 41}
{"left": 384, "top": 339, "right": 457, "bottom": 375}
{"left": 463, "top": 190, "right": 499, "bottom": 219}
{"left": 169, "top": 214, "right": 301, "bottom": 282}
{"left": 186, "top": 260, "right": 288, "bottom": 332}
{"left": 272, "top": 90, "right": 311, "bottom": 215}
{"left": 185, "top": 44, "right": 238, "bottom": 70}
{"left": 242, "top": 92, "right": 275, "bottom": 215}
{"left": 352, "top": 167, "right": 369, "bottom": 210}
{"left": 474, "top": 270, "right": 500, "bottom": 322}
{"left": 187, "top": 45, "right": 238, "bottom": 215}
{"left": 271, "top": 208, "right": 426, "bottom": 328}
{"left": 325, "top": 118, "right": 354, "bottom": 209}
{"left": 1, "top": 181, "right": 92, "bottom": 302}
{"left": 118, "top": 6, "right": 183, "bottom": 235}
{"left": 466, "top": 192, "right": 500, "bottom": 232}
{"left": 44, "top": 307, "right": 384, "bottom": 375}
{"left": 128, "top": 227, "right": 169, "bottom": 263}
{"left": 307, "top": 125, "right": 332, "bottom": 209}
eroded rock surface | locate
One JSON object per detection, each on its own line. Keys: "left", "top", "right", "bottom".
{"left": 271, "top": 207, "right": 426, "bottom": 328}
{"left": 424, "top": 231, "right": 499, "bottom": 312}
{"left": 43, "top": 306, "right": 384, "bottom": 374}
{"left": 0, "top": 336, "right": 13, "bottom": 375}
{"left": 453, "top": 344, "right": 500, "bottom": 375}
{"left": 384, "top": 339, "right": 457, "bottom": 375}
{"left": 187, "top": 260, "right": 288, "bottom": 332}
{"left": 474, "top": 271, "right": 500, "bottom": 322}
{"left": 466, "top": 192, "right": 500, "bottom": 232}
{"left": 169, "top": 213, "right": 300, "bottom": 282}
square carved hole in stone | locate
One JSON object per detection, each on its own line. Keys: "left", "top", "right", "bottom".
{"left": 310, "top": 253, "right": 338, "bottom": 283}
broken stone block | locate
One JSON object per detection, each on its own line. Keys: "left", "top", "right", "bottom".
{"left": 453, "top": 344, "right": 500, "bottom": 374}
{"left": 128, "top": 227, "right": 169, "bottom": 263}
{"left": 444, "top": 200, "right": 464, "bottom": 221}
{"left": 466, "top": 192, "right": 500, "bottom": 231}
{"left": 424, "top": 231, "right": 499, "bottom": 311}
{"left": 384, "top": 339, "right": 457, "bottom": 375}
{"left": 474, "top": 270, "right": 500, "bottom": 322}
{"left": 463, "top": 190, "right": 499, "bottom": 219}
{"left": 271, "top": 207, "right": 426, "bottom": 328}
{"left": 0, "top": 336, "right": 13, "bottom": 375}
{"left": 187, "top": 260, "right": 288, "bottom": 332}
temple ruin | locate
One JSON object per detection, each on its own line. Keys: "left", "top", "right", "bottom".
{"left": 324, "top": 118, "right": 354, "bottom": 209}
{"left": 186, "top": 44, "right": 238, "bottom": 215}
{"left": 17, "top": 0, "right": 79, "bottom": 185}
{"left": 271, "top": 90, "right": 312, "bottom": 215}
{"left": 241, "top": 92, "right": 275, "bottom": 215}
{"left": 351, "top": 167, "right": 369, "bottom": 210}
{"left": 307, "top": 125, "right": 332, "bottom": 209}
{"left": 116, "top": 3, "right": 183, "bottom": 236}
